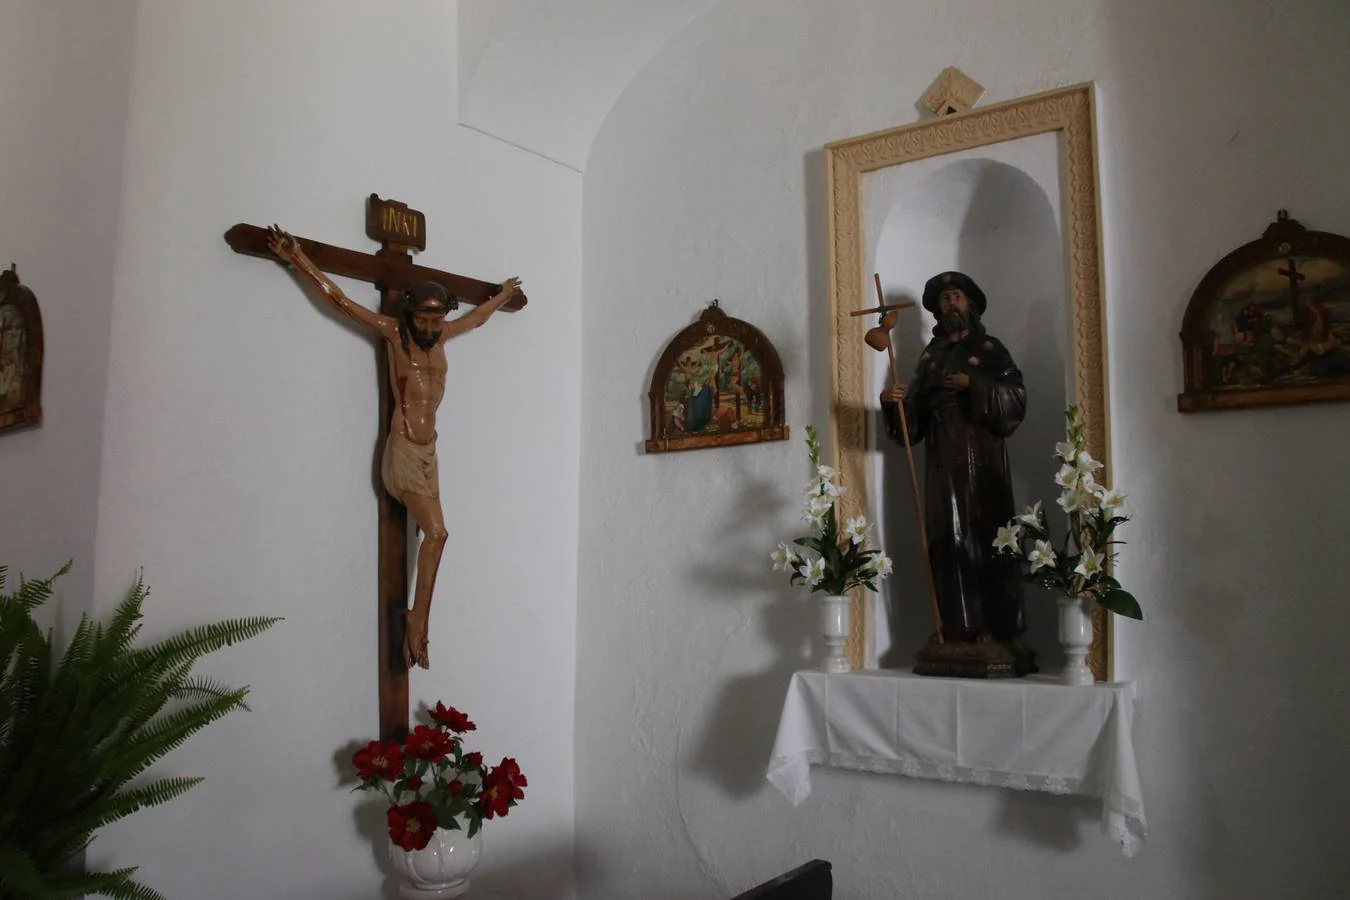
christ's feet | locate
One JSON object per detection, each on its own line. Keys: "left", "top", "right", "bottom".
{"left": 404, "top": 611, "right": 430, "bottom": 669}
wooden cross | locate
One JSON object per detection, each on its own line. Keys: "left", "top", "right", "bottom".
{"left": 224, "top": 194, "right": 526, "bottom": 740}
{"left": 1279, "top": 257, "right": 1306, "bottom": 318}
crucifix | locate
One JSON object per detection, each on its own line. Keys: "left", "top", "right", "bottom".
{"left": 1278, "top": 256, "right": 1306, "bottom": 319}
{"left": 225, "top": 195, "right": 527, "bottom": 740}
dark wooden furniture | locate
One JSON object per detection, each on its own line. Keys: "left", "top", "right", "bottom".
{"left": 730, "top": 860, "right": 832, "bottom": 900}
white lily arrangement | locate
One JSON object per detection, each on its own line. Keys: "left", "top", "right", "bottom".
{"left": 993, "top": 407, "right": 1142, "bottom": 620}
{"left": 771, "top": 426, "right": 893, "bottom": 596}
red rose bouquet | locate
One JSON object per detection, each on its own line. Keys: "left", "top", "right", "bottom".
{"left": 351, "top": 702, "right": 526, "bottom": 851}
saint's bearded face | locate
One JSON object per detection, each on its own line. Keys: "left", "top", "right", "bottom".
{"left": 939, "top": 288, "right": 973, "bottom": 334}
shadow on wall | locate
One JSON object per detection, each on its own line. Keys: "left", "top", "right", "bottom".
{"left": 878, "top": 158, "right": 1067, "bottom": 673}
{"left": 462, "top": 839, "right": 577, "bottom": 899}
{"left": 685, "top": 461, "right": 816, "bottom": 799}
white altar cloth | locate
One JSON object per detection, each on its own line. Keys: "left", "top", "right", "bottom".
{"left": 766, "top": 669, "right": 1145, "bottom": 856}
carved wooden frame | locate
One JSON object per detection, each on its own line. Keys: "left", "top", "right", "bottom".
{"left": 825, "top": 83, "right": 1113, "bottom": 679}
{"left": 1178, "top": 211, "right": 1350, "bottom": 412}
{"left": 646, "top": 304, "right": 788, "bottom": 453}
{"left": 0, "top": 266, "right": 44, "bottom": 433}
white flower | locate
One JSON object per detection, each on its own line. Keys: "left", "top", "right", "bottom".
{"left": 1098, "top": 486, "right": 1126, "bottom": 512}
{"left": 844, "top": 516, "right": 870, "bottom": 545}
{"left": 869, "top": 553, "right": 893, "bottom": 578}
{"left": 993, "top": 523, "right": 1022, "bottom": 553}
{"left": 1074, "top": 546, "right": 1105, "bottom": 579}
{"left": 770, "top": 543, "right": 798, "bottom": 572}
{"left": 800, "top": 557, "right": 826, "bottom": 587}
{"left": 816, "top": 464, "right": 839, "bottom": 480}
{"left": 818, "top": 479, "right": 846, "bottom": 499}
{"left": 804, "top": 493, "right": 834, "bottom": 521}
{"left": 1054, "top": 440, "right": 1077, "bottom": 462}
{"left": 1027, "top": 540, "right": 1057, "bottom": 573}
{"left": 1074, "top": 450, "right": 1104, "bottom": 475}
{"left": 1077, "top": 472, "right": 1099, "bottom": 496}
{"left": 1016, "top": 501, "right": 1043, "bottom": 527}
{"left": 1054, "top": 464, "right": 1080, "bottom": 489}
{"left": 1057, "top": 488, "right": 1093, "bottom": 514}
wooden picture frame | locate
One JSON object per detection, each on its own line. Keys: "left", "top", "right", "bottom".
{"left": 825, "top": 83, "right": 1112, "bottom": 679}
{"left": 0, "top": 266, "right": 43, "bottom": 433}
{"left": 646, "top": 303, "right": 787, "bottom": 453}
{"left": 1178, "top": 211, "right": 1350, "bottom": 412}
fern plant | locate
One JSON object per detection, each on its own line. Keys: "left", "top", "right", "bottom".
{"left": 0, "top": 563, "right": 280, "bottom": 900}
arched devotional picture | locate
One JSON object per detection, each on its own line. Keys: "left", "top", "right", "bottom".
{"left": 645, "top": 302, "right": 787, "bottom": 453}
{"left": 1178, "top": 210, "right": 1350, "bottom": 412}
{"left": 0, "top": 265, "right": 43, "bottom": 433}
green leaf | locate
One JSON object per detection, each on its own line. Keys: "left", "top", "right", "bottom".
{"left": 1099, "top": 588, "right": 1143, "bottom": 620}
{"left": 0, "top": 562, "right": 278, "bottom": 897}
{"left": 792, "top": 537, "right": 826, "bottom": 554}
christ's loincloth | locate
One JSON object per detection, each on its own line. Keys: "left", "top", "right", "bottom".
{"left": 381, "top": 431, "right": 440, "bottom": 500}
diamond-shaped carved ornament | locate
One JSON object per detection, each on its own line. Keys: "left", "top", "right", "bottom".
{"left": 919, "top": 67, "right": 985, "bottom": 116}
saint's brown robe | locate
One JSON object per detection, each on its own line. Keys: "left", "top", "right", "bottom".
{"left": 883, "top": 324, "right": 1027, "bottom": 643}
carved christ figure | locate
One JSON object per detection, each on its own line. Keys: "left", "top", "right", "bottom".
{"left": 266, "top": 226, "right": 522, "bottom": 669}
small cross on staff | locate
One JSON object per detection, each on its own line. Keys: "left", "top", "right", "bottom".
{"left": 850, "top": 273, "right": 944, "bottom": 643}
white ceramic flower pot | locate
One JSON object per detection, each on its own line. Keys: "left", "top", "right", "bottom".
{"left": 1057, "top": 595, "right": 1095, "bottom": 686}
{"left": 820, "top": 594, "right": 852, "bottom": 674}
{"left": 392, "top": 827, "right": 482, "bottom": 899}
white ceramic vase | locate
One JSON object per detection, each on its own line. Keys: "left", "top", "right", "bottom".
{"left": 1057, "top": 595, "right": 1095, "bottom": 686}
{"left": 391, "top": 826, "right": 483, "bottom": 899}
{"left": 820, "top": 594, "right": 852, "bottom": 674}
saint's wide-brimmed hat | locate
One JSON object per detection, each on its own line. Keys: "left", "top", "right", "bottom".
{"left": 921, "top": 271, "right": 988, "bottom": 315}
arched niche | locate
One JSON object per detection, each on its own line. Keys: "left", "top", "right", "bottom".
{"left": 826, "top": 83, "right": 1112, "bottom": 679}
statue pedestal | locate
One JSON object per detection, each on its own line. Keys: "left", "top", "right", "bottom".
{"left": 913, "top": 638, "right": 1017, "bottom": 679}
{"left": 913, "top": 636, "right": 1038, "bottom": 679}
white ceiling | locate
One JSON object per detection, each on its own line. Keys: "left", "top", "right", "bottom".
{"left": 458, "top": 0, "right": 720, "bottom": 171}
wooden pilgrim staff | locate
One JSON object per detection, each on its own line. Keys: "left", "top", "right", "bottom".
{"left": 851, "top": 273, "right": 944, "bottom": 643}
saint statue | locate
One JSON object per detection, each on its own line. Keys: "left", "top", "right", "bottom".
{"left": 266, "top": 226, "right": 522, "bottom": 669}
{"left": 879, "top": 271, "right": 1032, "bottom": 675}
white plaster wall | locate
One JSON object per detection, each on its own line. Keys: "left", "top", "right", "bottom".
{"left": 91, "top": 2, "right": 579, "bottom": 897}
{"left": 458, "top": 0, "right": 719, "bottom": 170}
{"left": 0, "top": 0, "right": 135, "bottom": 612}
{"left": 579, "top": 0, "right": 1350, "bottom": 897}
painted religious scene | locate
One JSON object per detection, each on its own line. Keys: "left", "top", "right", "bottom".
{"left": 663, "top": 335, "right": 766, "bottom": 436}
{"left": 0, "top": 304, "right": 25, "bottom": 414}
{"left": 645, "top": 303, "right": 786, "bottom": 453}
{"left": 1206, "top": 255, "right": 1350, "bottom": 389}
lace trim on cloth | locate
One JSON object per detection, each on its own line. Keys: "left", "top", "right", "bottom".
{"left": 767, "top": 749, "right": 1146, "bottom": 858}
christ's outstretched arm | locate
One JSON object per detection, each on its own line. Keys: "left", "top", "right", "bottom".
{"left": 267, "top": 225, "right": 391, "bottom": 334}
{"left": 439, "top": 277, "right": 523, "bottom": 342}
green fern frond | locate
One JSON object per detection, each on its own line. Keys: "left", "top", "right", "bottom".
{"left": 43, "top": 866, "right": 166, "bottom": 900}
{"left": 0, "top": 563, "right": 279, "bottom": 898}
{"left": 102, "top": 689, "right": 250, "bottom": 789}
{"left": 0, "top": 840, "right": 45, "bottom": 895}
{"left": 91, "top": 577, "right": 147, "bottom": 671}
{"left": 126, "top": 616, "right": 283, "bottom": 674}
{"left": 41, "top": 777, "right": 203, "bottom": 852}
{"left": 174, "top": 676, "right": 249, "bottom": 711}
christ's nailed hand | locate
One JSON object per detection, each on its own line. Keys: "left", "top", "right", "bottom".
{"left": 266, "top": 225, "right": 298, "bottom": 262}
